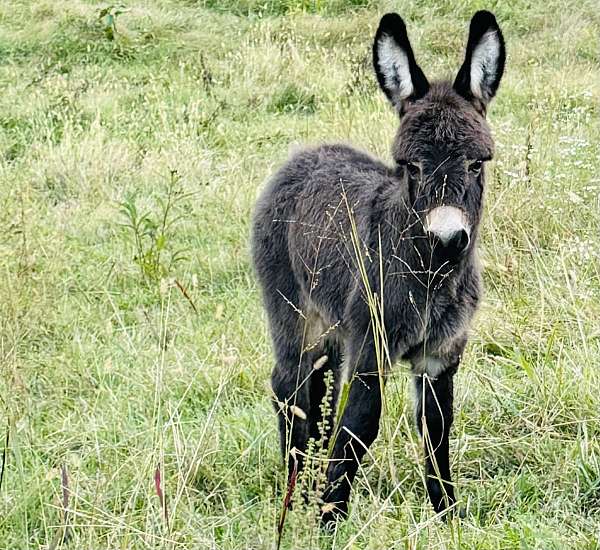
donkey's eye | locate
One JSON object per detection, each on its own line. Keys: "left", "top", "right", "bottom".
{"left": 468, "top": 160, "right": 483, "bottom": 175}
{"left": 406, "top": 162, "right": 421, "bottom": 179}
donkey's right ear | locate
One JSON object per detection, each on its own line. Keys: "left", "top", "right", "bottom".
{"left": 453, "top": 11, "right": 505, "bottom": 109}
{"left": 373, "top": 13, "right": 429, "bottom": 112}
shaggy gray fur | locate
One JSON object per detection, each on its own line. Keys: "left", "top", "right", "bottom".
{"left": 252, "top": 10, "right": 505, "bottom": 522}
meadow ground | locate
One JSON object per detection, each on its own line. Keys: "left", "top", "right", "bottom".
{"left": 0, "top": 0, "right": 599, "bottom": 548}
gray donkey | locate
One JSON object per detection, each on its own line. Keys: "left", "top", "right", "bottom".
{"left": 252, "top": 11, "right": 505, "bottom": 523}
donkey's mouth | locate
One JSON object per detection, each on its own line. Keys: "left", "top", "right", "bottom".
{"left": 424, "top": 205, "right": 471, "bottom": 261}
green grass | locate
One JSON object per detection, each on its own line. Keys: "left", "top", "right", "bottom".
{"left": 0, "top": 0, "right": 599, "bottom": 547}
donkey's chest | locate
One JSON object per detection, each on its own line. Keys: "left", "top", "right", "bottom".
{"left": 398, "top": 312, "right": 467, "bottom": 377}
{"left": 398, "top": 281, "right": 473, "bottom": 349}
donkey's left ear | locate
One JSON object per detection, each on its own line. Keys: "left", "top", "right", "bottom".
{"left": 454, "top": 11, "right": 505, "bottom": 109}
{"left": 373, "top": 13, "right": 429, "bottom": 112}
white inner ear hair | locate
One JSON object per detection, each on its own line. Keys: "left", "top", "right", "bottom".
{"left": 470, "top": 30, "right": 500, "bottom": 101}
{"left": 377, "top": 34, "right": 414, "bottom": 101}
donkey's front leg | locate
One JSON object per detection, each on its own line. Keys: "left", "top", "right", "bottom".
{"left": 413, "top": 363, "right": 457, "bottom": 515}
{"left": 321, "top": 342, "right": 381, "bottom": 524}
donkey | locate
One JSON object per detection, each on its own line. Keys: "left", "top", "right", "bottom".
{"left": 252, "top": 11, "right": 505, "bottom": 523}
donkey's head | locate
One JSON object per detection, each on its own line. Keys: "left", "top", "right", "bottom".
{"left": 373, "top": 11, "right": 505, "bottom": 263}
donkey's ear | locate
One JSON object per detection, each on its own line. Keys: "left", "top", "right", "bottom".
{"left": 373, "top": 13, "right": 429, "bottom": 111}
{"left": 454, "top": 11, "right": 505, "bottom": 108}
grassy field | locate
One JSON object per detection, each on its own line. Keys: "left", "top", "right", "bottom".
{"left": 0, "top": 0, "right": 599, "bottom": 548}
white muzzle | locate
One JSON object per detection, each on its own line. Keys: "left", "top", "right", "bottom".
{"left": 424, "top": 205, "right": 471, "bottom": 256}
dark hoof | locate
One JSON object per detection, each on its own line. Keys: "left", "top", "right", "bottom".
{"left": 320, "top": 502, "right": 348, "bottom": 530}
{"left": 428, "top": 481, "right": 457, "bottom": 519}
{"left": 434, "top": 498, "right": 464, "bottom": 521}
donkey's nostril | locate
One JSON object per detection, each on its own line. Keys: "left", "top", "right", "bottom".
{"left": 447, "top": 229, "right": 470, "bottom": 253}
{"left": 427, "top": 228, "right": 470, "bottom": 259}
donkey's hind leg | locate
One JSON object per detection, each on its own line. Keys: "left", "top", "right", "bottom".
{"left": 269, "top": 307, "right": 324, "bottom": 478}
{"left": 306, "top": 339, "right": 342, "bottom": 447}
{"left": 271, "top": 343, "right": 312, "bottom": 477}
{"left": 271, "top": 314, "right": 342, "bottom": 481}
